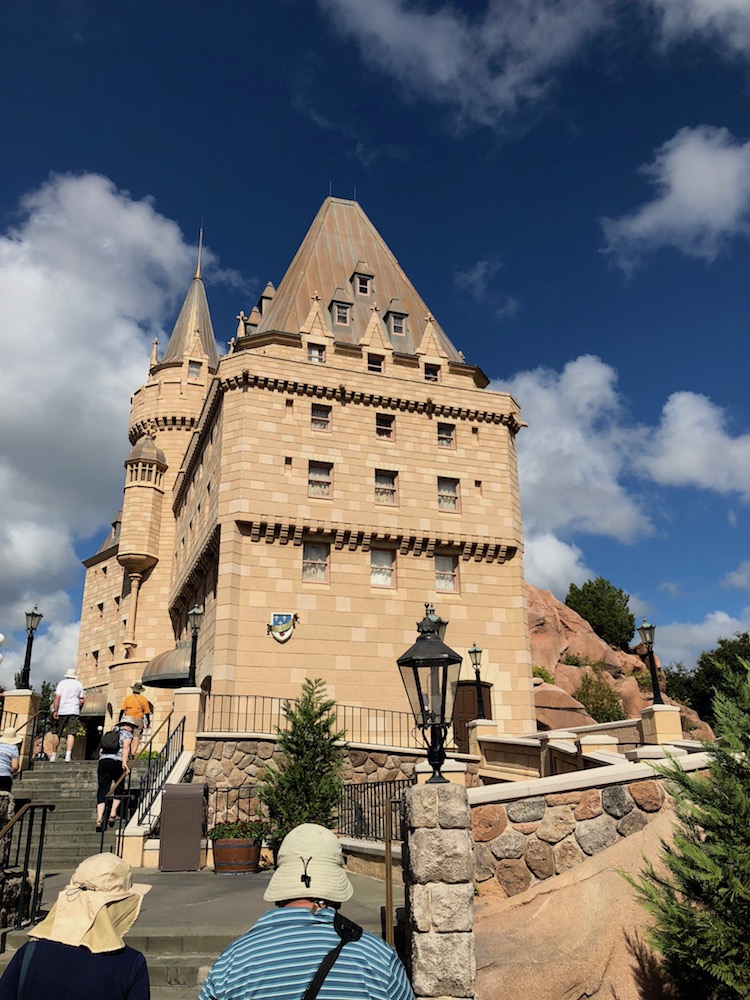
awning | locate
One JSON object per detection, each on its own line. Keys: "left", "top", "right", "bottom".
{"left": 141, "top": 642, "right": 192, "bottom": 688}
{"left": 80, "top": 687, "right": 108, "bottom": 717}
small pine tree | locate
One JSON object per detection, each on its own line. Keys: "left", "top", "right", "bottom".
{"left": 626, "top": 658, "right": 750, "bottom": 998}
{"left": 566, "top": 577, "right": 636, "bottom": 650}
{"left": 258, "top": 678, "right": 346, "bottom": 844}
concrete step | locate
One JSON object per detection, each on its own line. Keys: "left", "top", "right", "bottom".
{"left": 146, "top": 954, "right": 213, "bottom": 988}
{"left": 152, "top": 989, "right": 204, "bottom": 999}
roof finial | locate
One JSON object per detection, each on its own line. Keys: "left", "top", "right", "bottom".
{"left": 195, "top": 225, "right": 204, "bottom": 280}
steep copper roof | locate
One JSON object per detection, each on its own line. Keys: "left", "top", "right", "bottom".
{"left": 160, "top": 272, "right": 219, "bottom": 368}
{"left": 254, "top": 198, "right": 462, "bottom": 361}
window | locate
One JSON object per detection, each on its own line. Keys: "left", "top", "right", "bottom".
{"left": 368, "top": 353, "right": 384, "bottom": 374}
{"left": 311, "top": 404, "right": 331, "bottom": 431}
{"left": 302, "top": 542, "right": 329, "bottom": 583}
{"left": 356, "top": 275, "right": 371, "bottom": 295}
{"left": 425, "top": 363, "right": 441, "bottom": 383}
{"left": 334, "top": 303, "right": 350, "bottom": 326}
{"left": 376, "top": 413, "right": 394, "bottom": 439}
{"left": 374, "top": 469, "right": 398, "bottom": 505}
{"left": 308, "top": 461, "right": 333, "bottom": 498}
{"left": 437, "top": 422, "right": 455, "bottom": 448}
{"left": 308, "top": 343, "right": 325, "bottom": 364}
{"left": 435, "top": 554, "right": 458, "bottom": 592}
{"left": 188, "top": 360, "right": 202, "bottom": 379}
{"left": 437, "top": 477, "right": 460, "bottom": 512}
{"left": 390, "top": 314, "right": 406, "bottom": 336}
{"left": 371, "top": 549, "right": 395, "bottom": 588}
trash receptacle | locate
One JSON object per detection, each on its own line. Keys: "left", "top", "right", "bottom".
{"left": 159, "top": 783, "right": 206, "bottom": 872}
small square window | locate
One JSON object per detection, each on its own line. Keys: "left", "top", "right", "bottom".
{"left": 308, "top": 344, "right": 326, "bottom": 364}
{"left": 368, "top": 353, "right": 384, "bottom": 374}
{"left": 308, "top": 461, "right": 333, "bottom": 498}
{"left": 188, "top": 360, "right": 202, "bottom": 379}
{"left": 371, "top": 549, "right": 396, "bottom": 588}
{"left": 334, "top": 303, "right": 350, "bottom": 326}
{"left": 311, "top": 404, "right": 331, "bottom": 431}
{"left": 437, "top": 423, "right": 455, "bottom": 448}
{"left": 376, "top": 413, "right": 394, "bottom": 439}
{"left": 390, "top": 315, "right": 406, "bottom": 336}
{"left": 302, "top": 542, "right": 330, "bottom": 583}
{"left": 437, "top": 476, "right": 460, "bottom": 512}
{"left": 374, "top": 469, "right": 398, "bottom": 505}
{"left": 435, "top": 554, "right": 458, "bottom": 592}
{"left": 425, "top": 363, "right": 441, "bottom": 383}
{"left": 356, "top": 275, "right": 371, "bottom": 295}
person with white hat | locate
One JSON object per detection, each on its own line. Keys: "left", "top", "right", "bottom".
{"left": 50, "top": 667, "right": 85, "bottom": 762}
{"left": 0, "top": 852, "right": 151, "bottom": 1000}
{"left": 0, "top": 727, "right": 23, "bottom": 793}
{"left": 199, "top": 823, "right": 414, "bottom": 1000}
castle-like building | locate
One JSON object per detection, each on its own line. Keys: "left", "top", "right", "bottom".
{"left": 76, "top": 198, "right": 535, "bottom": 747}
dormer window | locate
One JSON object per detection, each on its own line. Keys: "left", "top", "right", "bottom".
{"left": 330, "top": 286, "right": 353, "bottom": 327}
{"left": 356, "top": 275, "right": 371, "bottom": 295}
{"left": 334, "top": 302, "right": 350, "bottom": 326}
{"left": 188, "top": 360, "right": 202, "bottom": 379}
{"left": 368, "top": 353, "right": 384, "bottom": 374}
{"left": 425, "top": 363, "right": 441, "bottom": 383}
{"left": 391, "top": 315, "right": 405, "bottom": 336}
{"left": 308, "top": 343, "right": 326, "bottom": 364}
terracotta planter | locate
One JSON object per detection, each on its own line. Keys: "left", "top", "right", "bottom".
{"left": 212, "top": 838, "right": 262, "bottom": 874}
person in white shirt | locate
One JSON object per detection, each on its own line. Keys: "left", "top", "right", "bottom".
{"left": 51, "top": 668, "right": 85, "bottom": 762}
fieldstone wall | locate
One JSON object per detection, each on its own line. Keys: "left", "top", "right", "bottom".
{"left": 471, "top": 778, "right": 668, "bottom": 897}
{"left": 405, "top": 783, "right": 475, "bottom": 1000}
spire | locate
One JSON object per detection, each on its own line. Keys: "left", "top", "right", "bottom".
{"left": 159, "top": 232, "right": 218, "bottom": 369}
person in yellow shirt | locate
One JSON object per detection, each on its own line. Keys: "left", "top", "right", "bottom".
{"left": 118, "top": 683, "right": 151, "bottom": 757}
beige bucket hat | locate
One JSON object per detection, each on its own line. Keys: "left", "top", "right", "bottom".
{"left": 30, "top": 853, "right": 151, "bottom": 953}
{"left": 0, "top": 727, "right": 23, "bottom": 745}
{"left": 264, "top": 824, "right": 353, "bottom": 904}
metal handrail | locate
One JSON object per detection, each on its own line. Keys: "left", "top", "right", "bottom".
{"left": 135, "top": 710, "right": 173, "bottom": 761}
{"left": 136, "top": 716, "right": 185, "bottom": 826}
{"left": 0, "top": 801, "right": 56, "bottom": 952}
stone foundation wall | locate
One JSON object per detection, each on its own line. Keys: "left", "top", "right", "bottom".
{"left": 471, "top": 778, "right": 669, "bottom": 897}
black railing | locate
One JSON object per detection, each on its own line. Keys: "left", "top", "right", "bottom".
{"left": 206, "top": 785, "right": 259, "bottom": 829}
{"left": 100, "top": 768, "right": 138, "bottom": 854}
{"left": 0, "top": 801, "right": 56, "bottom": 953}
{"left": 337, "top": 779, "right": 413, "bottom": 842}
{"left": 137, "top": 716, "right": 185, "bottom": 826}
{"left": 206, "top": 695, "right": 423, "bottom": 749}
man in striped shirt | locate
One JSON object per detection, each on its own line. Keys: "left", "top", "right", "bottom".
{"left": 199, "top": 823, "right": 414, "bottom": 1000}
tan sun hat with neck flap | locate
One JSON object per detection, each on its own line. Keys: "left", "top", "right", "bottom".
{"left": 264, "top": 823, "right": 353, "bottom": 904}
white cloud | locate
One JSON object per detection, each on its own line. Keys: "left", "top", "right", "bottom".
{"left": 319, "top": 0, "right": 608, "bottom": 128}
{"left": 657, "top": 607, "right": 750, "bottom": 667}
{"left": 722, "top": 560, "right": 750, "bottom": 590}
{"left": 602, "top": 126, "right": 750, "bottom": 270}
{"left": 524, "top": 533, "right": 593, "bottom": 596}
{"left": 494, "top": 355, "right": 651, "bottom": 542}
{"left": 455, "top": 257, "right": 503, "bottom": 300}
{"left": 0, "top": 172, "right": 235, "bottom": 689}
{"left": 646, "top": 0, "right": 750, "bottom": 55}
{"left": 635, "top": 391, "right": 750, "bottom": 500}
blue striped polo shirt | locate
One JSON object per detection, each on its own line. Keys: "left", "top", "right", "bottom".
{"left": 198, "top": 906, "right": 414, "bottom": 1000}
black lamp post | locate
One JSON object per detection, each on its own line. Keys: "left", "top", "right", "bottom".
{"left": 20, "top": 605, "right": 43, "bottom": 690}
{"left": 397, "top": 613, "right": 462, "bottom": 783}
{"left": 637, "top": 619, "right": 663, "bottom": 706}
{"left": 468, "top": 643, "right": 486, "bottom": 720}
{"left": 187, "top": 605, "right": 203, "bottom": 687}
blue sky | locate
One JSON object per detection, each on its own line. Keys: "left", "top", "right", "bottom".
{"left": 1, "top": 0, "right": 749, "bottom": 686}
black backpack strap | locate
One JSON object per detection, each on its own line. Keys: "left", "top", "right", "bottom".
{"left": 301, "top": 912, "right": 363, "bottom": 1000}
{"left": 17, "top": 940, "right": 37, "bottom": 1000}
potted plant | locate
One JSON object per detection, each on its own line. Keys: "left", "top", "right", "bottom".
{"left": 208, "top": 819, "right": 266, "bottom": 874}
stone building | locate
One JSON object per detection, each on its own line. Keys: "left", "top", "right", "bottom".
{"left": 75, "top": 197, "right": 535, "bottom": 744}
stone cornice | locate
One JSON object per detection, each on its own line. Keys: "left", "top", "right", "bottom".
{"left": 235, "top": 517, "right": 517, "bottom": 564}
{"left": 129, "top": 414, "right": 199, "bottom": 445}
{"left": 82, "top": 543, "right": 119, "bottom": 569}
{"left": 169, "top": 526, "right": 221, "bottom": 621}
{"left": 218, "top": 371, "right": 523, "bottom": 432}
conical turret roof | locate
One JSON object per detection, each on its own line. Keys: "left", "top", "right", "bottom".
{"left": 160, "top": 264, "right": 219, "bottom": 369}
{"left": 254, "top": 198, "right": 462, "bottom": 361}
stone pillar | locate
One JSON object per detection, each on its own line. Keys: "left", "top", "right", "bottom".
{"left": 415, "top": 760, "right": 467, "bottom": 785}
{"left": 640, "top": 705, "right": 682, "bottom": 744}
{"left": 405, "top": 783, "right": 475, "bottom": 999}
{"left": 3, "top": 690, "right": 41, "bottom": 765}
{"left": 172, "top": 687, "right": 206, "bottom": 752}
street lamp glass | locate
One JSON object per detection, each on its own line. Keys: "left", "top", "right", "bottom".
{"left": 638, "top": 619, "right": 655, "bottom": 647}
{"left": 424, "top": 603, "right": 449, "bottom": 642}
{"left": 187, "top": 605, "right": 204, "bottom": 633}
{"left": 25, "top": 605, "right": 43, "bottom": 634}
{"left": 468, "top": 643, "right": 483, "bottom": 669}
{"left": 397, "top": 619, "right": 462, "bottom": 729}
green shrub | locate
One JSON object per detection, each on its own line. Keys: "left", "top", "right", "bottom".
{"left": 562, "top": 653, "right": 589, "bottom": 667}
{"left": 532, "top": 666, "right": 555, "bottom": 684}
{"left": 574, "top": 666, "right": 626, "bottom": 723}
{"left": 632, "top": 665, "right": 652, "bottom": 692}
{"left": 208, "top": 819, "right": 266, "bottom": 842}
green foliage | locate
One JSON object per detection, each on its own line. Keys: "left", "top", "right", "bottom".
{"left": 258, "top": 678, "right": 346, "bottom": 844}
{"left": 565, "top": 577, "right": 636, "bottom": 651}
{"left": 562, "top": 653, "right": 589, "bottom": 667}
{"left": 626, "top": 659, "right": 750, "bottom": 998}
{"left": 665, "top": 632, "right": 750, "bottom": 726}
{"left": 532, "top": 666, "right": 555, "bottom": 684}
{"left": 574, "top": 665, "right": 626, "bottom": 723}
{"left": 207, "top": 819, "right": 267, "bottom": 842}
{"left": 632, "top": 665, "right": 653, "bottom": 692}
